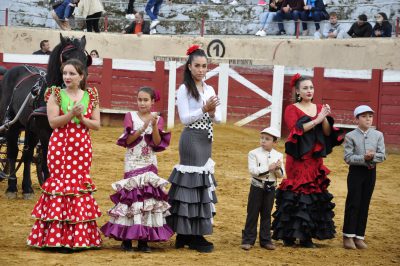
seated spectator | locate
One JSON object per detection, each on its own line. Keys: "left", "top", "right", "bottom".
{"left": 51, "top": 0, "right": 80, "bottom": 31}
{"left": 372, "top": 12, "right": 392, "bottom": 37}
{"left": 300, "top": 0, "right": 329, "bottom": 36}
{"left": 33, "top": 40, "right": 51, "bottom": 55}
{"left": 347, "top": 14, "right": 372, "bottom": 38}
{"left": 255, "top": 0, "right": 283, "bottom": 36}
{"left": 122, "top": 11, "right": 150, "bottom": 35}
{"left": 315, "top": 11, "right": 348, "bottom": 39}
{"left": 90, "top": 49, "right": 99, "bottom": 58}
{"left": 274, "top": 0, "right": 304, "bottom": 35}
{"left": 125, "top": 0, "right": 136, "bottom": 19}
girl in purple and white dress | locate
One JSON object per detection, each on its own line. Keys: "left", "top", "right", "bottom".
{"left": 101, "top": 87, "right": 173, "bottom": 252}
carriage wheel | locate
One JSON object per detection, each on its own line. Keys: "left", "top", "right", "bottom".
{"left": 33, "top": 144, "right": 45, "bottom": 186}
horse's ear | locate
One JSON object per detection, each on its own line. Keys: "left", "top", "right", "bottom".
{"left": 60, "top": 33, "right": 66, "bottom": 46}
{"left": 80, "top": 35, "right": 87, "bottom": 49}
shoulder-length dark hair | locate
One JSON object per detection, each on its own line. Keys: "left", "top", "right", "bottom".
{"left": 183, "top": 48, "right": 207, "bottom": 101}
{"left": 377, "top": 12, "right": 390, "bottom": 27}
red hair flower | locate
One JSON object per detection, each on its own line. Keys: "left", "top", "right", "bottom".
{"left": 186, "top": 45, "right": 200, "bottom": 56}
{"left": 290, "top": 73, "right": 302, "bottom": 88}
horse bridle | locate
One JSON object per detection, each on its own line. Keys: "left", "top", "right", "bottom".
{"left": 60, "top": 44, "right": 92, "bottom": 67}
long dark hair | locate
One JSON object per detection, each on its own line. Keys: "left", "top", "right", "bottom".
{"left": 183, "top": 48, "right": 207, "bottom": 101}
{"left": 294, "top": 76, "right": 313, "bottom": 103}
{"left": 61, "top": 59, "right": 88, "bottom": 90}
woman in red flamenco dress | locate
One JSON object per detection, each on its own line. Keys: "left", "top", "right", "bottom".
{"left": 272, "top": 74, "right": 344, "bottom": 248}
{"left": 27, "top": 59, "right": 102, "bottom": 252}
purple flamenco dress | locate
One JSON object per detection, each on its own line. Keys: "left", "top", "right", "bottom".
{"left": 101, "top": 111, "right": 174, "bottom": 242}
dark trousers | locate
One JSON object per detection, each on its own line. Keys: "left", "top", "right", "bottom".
{"left": 145, "top": 0, "right": 163, "bottom": 21}
{"left": 86, "top": 12, "right": 102, "bottom": 33}
{"left": 300, "top": 11, "right": 327, "bottom": 31}
{"left": 127, "top": 0, "right": 136, "bottom": 14}
{"left": 343, "top": 165, "right": 376, "bottom": 238}
{"left": 242, "top": 185, "right": 275, "bottom": 246}
{"left": 274, "top": 10, "right": 302, "bottom": 32}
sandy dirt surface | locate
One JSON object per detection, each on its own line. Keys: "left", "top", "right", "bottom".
{"left": 0, "top": 125, "right": 399, "bottom": 266}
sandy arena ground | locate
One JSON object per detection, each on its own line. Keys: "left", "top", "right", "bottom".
{"left": 0, "top": 125, "right": 399, "bottom": 266}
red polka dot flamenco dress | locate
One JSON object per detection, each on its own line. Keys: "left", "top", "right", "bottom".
{"left": 27, "top": 86, "right": 102, "bottom": 250}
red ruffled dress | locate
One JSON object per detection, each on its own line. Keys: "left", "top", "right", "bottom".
{"left": 272, "top": 104, "right": 344, "bottom": 241}
{"left": 27, "top": 86, "right": 102, "bottom": 250}
{"left": 100, "top": 111, "right": 174, "bottom": 242}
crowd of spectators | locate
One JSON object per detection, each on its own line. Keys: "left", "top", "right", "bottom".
{"left": 45, "top": 0, "right": 395, "bottom": 38}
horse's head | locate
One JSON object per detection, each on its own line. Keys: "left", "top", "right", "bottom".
{"left": 38, "top": 34, "right": 91, "bottom": 107}
{"left": 59, "top": 34, "right": 92, "bottom": 68}
{"left": 46, "top": 34, "right": 91, "bottom": 87}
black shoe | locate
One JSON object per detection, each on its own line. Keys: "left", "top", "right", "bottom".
{"left": 121, "top": 240, "right": 133, "bottom": 252}
{"left": 175, "top": 234, "right": 191, "bottom": 249}
{"left": 283, "top": 238, "right": 295, "bottom": 247}
{"left": 278, "top": 30, "right": 286, "bottom": 36}
{"left": 189, "top": 235, "right": 214, "bottom": 253}
{"left": 138, "top": 240, "right": 151, "bottom": 253}
{"left": 300, "top": 239, "right": 316, "bottom": 248}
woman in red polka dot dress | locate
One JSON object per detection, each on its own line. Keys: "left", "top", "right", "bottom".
{"left": 27, "top": 59, "right": 102, "bottom": 252}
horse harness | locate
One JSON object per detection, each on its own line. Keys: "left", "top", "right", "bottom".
{"left": 0, "top": 65, "right": 47, "bottom": 132}
{"left": 60, "top": 44, "right": 92, "bottom": 67}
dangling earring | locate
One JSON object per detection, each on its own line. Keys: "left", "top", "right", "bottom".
{"left": 62, "top": 82, "right": 66, "bottom": 89}
{"left": 296, "top": 93, "right": 302, "bottom": 102}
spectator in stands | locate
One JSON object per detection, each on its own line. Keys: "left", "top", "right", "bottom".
{"left": 255, "top": 0, "right": 283, "bottom": 36}
{"left": 90, "top": 50, "right": 99, "bottom": 58}
{"left": 300, "top": 0, "right": 329, "bottom": 36}
{"left": 33, "top": 40, "right": 52, "bottom": 55}
{"left": 347, "top": 14, "right": 372, "bottom": 38}
{"left": 315, "top": 11, "right": 348, "bottom": 39}
{"left": 122, "top": 11, "right": 151, "bottom": 35}
{"left": 76, "top": 0, "right": 104, "bottom": 33}
{"left": 125, "top": 0, "right": 137, "bottom": 19}
{"left": 274, "top": 0, "right": 304, "bottom": 35}
{"left": 51, "top": 0, "right": 80, "bottom": 31}
{"left": 372, "top": 12, "right": 392, "bottom": 37}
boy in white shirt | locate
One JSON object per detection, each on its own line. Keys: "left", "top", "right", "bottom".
{"left": 241, "top": 127, "right": 285, "bottom": 251}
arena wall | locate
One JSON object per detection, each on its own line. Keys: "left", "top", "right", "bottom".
{"left": 1, "top": 27, "right": 400, "bottom": 70}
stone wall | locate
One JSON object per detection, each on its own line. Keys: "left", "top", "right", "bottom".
{"left": 0, "top": 0, "right": 399, "bottom": 35}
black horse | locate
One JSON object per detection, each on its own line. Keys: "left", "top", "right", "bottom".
{"left": 0, "top": 34, "right": 91, "bottom": 199}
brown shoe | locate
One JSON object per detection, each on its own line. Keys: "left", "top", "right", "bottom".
{"left": 261, "top": 243, "right": 276, "bottom": 250}
{"left": 354, "top": 238, "right": 368, "bottom": 249}
{"left": 343, "top": 237, "right": 356, "bottom": 249}
{"left": 240, "top": 244, "right": 252, "bottom": 251}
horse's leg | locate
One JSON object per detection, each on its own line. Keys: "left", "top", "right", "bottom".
{"left": 39, "top": 125, "right": 51, "bottom": 182}
{"left": 5, "top": 125, "right": 20, "bottom": 199}
{"left": 22, "top": 128, "right": 37, "bottom": 199}
{"left": 33, "top": 116, "right": 51, "bottom": 182}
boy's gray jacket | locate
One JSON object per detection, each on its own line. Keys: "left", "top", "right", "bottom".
{"left": 344, "top": 128, "right": 386, "bottom": 167}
